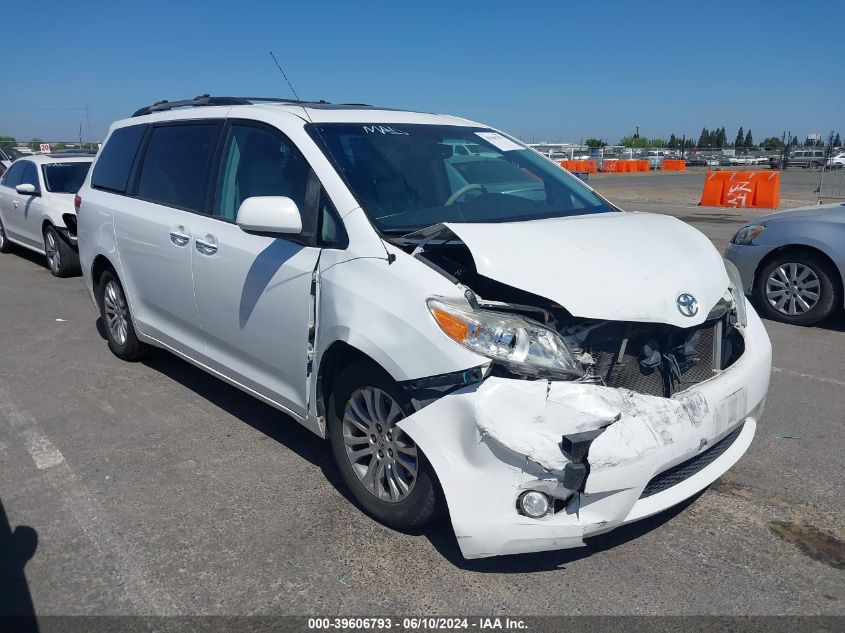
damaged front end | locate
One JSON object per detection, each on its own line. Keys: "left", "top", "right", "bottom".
{"left": 390, "top": 221, "right": 772, "bottom": 559}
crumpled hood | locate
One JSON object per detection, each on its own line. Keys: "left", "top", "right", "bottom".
{"left": 444, "top": 212, "right": 729, "bottom": 327}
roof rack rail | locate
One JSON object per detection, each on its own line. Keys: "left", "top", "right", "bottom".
{"left": 131, "top": 94, "right": 332, "bottom": 117}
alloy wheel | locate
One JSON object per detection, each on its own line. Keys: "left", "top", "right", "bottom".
{"left": 45, "top": 230, "right": 60, "bottom": 273}
{"left": 342, "top": 387, "right": 418, "bottom": 503}
{"left": 103, "top": 280, "right": 129, "bottom": 345}
{"left": 765, "top": 263, "right": 820, "bottom": 316}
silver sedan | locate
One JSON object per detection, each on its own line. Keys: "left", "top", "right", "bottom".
{"left": 724, "top": 202, "right": 844, "bottom": 325}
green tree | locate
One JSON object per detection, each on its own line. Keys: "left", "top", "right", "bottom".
{"left": 28, "top": 138, "right": 43, "bottom": 151}
{"left": 698, "top": 127, "right": 709, "bottom": 147}
{"left": 52, "top": 142, "right": 67, "bottom": 151}
{"left": 717, "top": 127, "right": 727, "bottom": 148}
{"left": 585, "top": 138, "right": 606, "bottom": 148}
{"left": 834, "top": 133, "right": 841, "bottom": 147}
{"left": 744, "top": 129, "right": 753, "bottom": 148}
{"left": 790, "top": 136, "right": 799, "bottom": 147}
{"left": 0, "top": 135, "right": 16, "bottom": 148}
{"left": 734, "top": 126, "right": 745, "bottom": 148}
{"left": 760, "top": 136, "right": 783, "bottom": 149}
{"left": 618, "top": 135, "right": 649, "bottom": 148}
{"left": 667, "top": 134, "right": 677, "bottom": 148}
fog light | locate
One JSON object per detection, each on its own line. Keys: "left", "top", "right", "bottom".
{"left": 518, "top": 491, "right": 550, "bottom": 518}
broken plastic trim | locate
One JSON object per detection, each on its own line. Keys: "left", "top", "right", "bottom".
{"left": 560, "top": 428, "right": 606, "bottom": 491}
{"left": 399, "top": 366, "right": 487, "bottom": 410}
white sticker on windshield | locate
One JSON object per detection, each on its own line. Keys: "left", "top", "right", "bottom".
{"left": 475, "top": 131, "right": 525, "bottom": 152}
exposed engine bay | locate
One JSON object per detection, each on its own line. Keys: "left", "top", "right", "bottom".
{"left": 397, "top": 230, "right": 744, "bottom": 398}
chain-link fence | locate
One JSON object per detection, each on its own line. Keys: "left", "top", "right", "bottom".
{"left": 819, "top": 166, "right": 845, "bottom": 201}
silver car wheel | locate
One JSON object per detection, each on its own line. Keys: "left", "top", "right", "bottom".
{"left": 103, "top": 280, "right": 129, "bottom": 345}
{"left": 45, "top": 230, "right": 60, "bottom": 273}
{"left": 342, "top": 387, "right": 418, "bottom": 503}
{"left": 765, "top": 263, "right": 820, "bottom": 316}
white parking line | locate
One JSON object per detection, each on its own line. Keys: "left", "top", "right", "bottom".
{"left": 21, "top": 427, "right": 65, "bottom": 469}
{"left": 0, "top": 383, "right": 182, "bottom": 615}
{"left": 772, "top": 366, "right": 845, "bottom": 388}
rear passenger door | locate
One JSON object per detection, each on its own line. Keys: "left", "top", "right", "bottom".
{"left": 113, "top": 121, "right": 221, "bottom": 357}
{"left": 190, "top": 121, "right": 322, "bottom": 416}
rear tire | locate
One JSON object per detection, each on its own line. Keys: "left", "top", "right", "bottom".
{"left": 0, "top": 216, "right": 12, "bottom": 253}
{"left": 97, "top": 270, "right": 150, "bottom": 361}
{"left": 44, "top": 225, "right": 79, "bottom": 277}
{"left": 754, "top": 252, "right": 840, "bottom": 325}
{"left": 328, "top": 361, "right": 441, "bottom": 530}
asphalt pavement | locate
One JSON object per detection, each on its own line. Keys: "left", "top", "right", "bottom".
{"left": 0, "top": 206, "right": 843, "bottom": 617}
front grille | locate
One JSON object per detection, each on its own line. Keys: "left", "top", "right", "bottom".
{"left": 639, "top": 423, "right": 744, "bottom": 498}
{"left": 568, "top": 317, "right": 738, "bottom": 398}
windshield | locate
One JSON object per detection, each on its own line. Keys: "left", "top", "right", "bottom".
{"left": 42, "top": 162, "right": 92, "bottom": 193}
{"left": 307, "top": 124, "right": 613, "bottom": 233}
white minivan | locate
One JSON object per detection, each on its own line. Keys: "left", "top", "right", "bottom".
{"left": 76, "top": 96, "right": 772, "bottom": 559}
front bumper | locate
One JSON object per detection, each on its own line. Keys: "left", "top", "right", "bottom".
{"left": 398, "top": 300, "right": 772, "bottom": 559}
{"left": 724, "top": 243, "right": 775, "bottom": 293}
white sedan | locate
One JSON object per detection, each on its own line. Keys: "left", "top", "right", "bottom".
{"left": 0, "top": 154, "right": 93, "bottom": 276}
{"left": 826, "top": 152, "right": 845, "bottom": 168}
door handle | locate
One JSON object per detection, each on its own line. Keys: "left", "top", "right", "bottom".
{"left": 195, "top": 237, "right": 218, "bottom": 256}
{"left": 170, "top": 231, "right": 190, "bottom": 247}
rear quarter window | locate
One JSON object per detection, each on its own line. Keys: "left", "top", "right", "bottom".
{"left": 91, "top": 125, "right": 148, "bottom": 193}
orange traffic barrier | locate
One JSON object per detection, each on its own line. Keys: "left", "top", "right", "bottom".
{"left": 638, "top": 159, "right": 649, "bottom": 172}
{"left": 751, "top": 171, "right": 780, "bottom": 208}
{"left": 662, "top": 159, "right": 687, "bottom": 171}
{"left": 559, "top": 159, "right": 598, "bottom": 173}
{"left": 699, "top": 171, "right": 780, "bottom": 208}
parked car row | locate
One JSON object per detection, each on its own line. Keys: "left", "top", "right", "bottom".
{"left": 0, "top": 152, "right": 95, "bottom": 275}
{"left": 0, "top": 96, "right": 778, "bottom": 560}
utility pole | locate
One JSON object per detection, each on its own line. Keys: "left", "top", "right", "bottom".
{"left": 85, "top": 103, "right": 92, "bottom": 143}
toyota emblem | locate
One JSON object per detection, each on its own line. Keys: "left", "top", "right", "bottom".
{"left": 676, "top": 293, "right": 699, "bottom": 317}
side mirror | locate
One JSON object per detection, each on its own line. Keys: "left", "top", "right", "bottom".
{"left": 236, "top": 196, "right": 302, "bottom": 235}
{"left": 16, "top": 183, "right": 38, "bottom": 196}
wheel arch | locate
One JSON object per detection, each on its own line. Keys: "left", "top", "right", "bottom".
{"left": 754, "top": 244, "right": 844, "bottom": 306}
{"left": 91, "top": 254, "right": 118, "bottom": 299}
{"left": 316, "top": 341, "right": 387, "bottom": 422}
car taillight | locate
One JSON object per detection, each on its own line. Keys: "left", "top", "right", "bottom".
{"left": 74, "top": 194, "right": 81, "bottom": 211}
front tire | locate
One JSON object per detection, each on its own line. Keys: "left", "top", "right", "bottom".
{"left": 754, "top": 252, "right": 841, "bottom": 325}
{"left": 97, "top": 270, "right": 149, "bottom": 360}
{"left": 44, "top": 225, "right": 79, "bottom": 277}
{"left": 328, "top": 362, "right": 441, "bottom": 530}
{"left": 0, "top": 216, "right": 12, "bottom": 253}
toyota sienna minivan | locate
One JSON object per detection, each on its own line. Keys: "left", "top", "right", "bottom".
{"left": 76, "top": 95, "right": 772, "bottom": 559}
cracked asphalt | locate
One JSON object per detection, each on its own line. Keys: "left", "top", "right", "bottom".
{"left": 0, "top": 198, "right": 843, "bottom": 616}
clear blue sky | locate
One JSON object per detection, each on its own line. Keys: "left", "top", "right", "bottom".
{"left": 4, "top": 0, "right": 842, "bottom": 144}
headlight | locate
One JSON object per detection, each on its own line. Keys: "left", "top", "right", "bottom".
{"left": 723, "top": 259, "right": 748, "bottom": 327}
{"left": 731, "top": 225, "right": 765, "bottom": 245}
{"left": 427, "top": 298, "right": 581, "bottom": 380}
